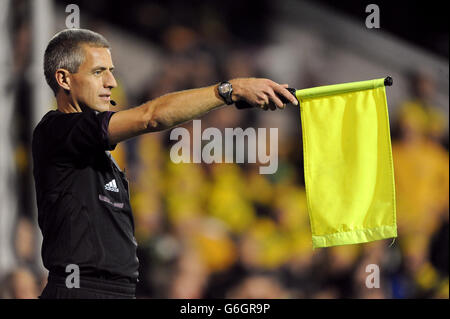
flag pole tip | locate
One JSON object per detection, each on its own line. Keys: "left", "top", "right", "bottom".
{"left": 384, "top": 76, "right": 393, "bottom": 86}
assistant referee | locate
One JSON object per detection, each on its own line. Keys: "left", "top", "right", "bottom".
{"left": 32, "top": 28, "right": 298, "bottom": 299}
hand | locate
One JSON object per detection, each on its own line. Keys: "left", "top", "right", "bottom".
{"left": 229, "top": 78, "right": 298, "bottom": 111}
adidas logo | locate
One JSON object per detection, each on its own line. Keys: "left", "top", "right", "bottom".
{"left": 105, "top": 179, "right": 119, "bottom": 192}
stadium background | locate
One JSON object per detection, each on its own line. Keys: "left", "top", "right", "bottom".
{"left": 0, "top": 0, "right": 448, "bottom": 299}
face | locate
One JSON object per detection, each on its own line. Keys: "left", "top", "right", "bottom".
{"left": 68, "top": 45, "right": 117, "bottom": 112}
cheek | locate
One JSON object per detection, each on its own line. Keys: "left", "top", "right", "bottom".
{"left": 75, "top": 78, "right": 101, "bottom": 100}
{"left": 87, "top": 83, "right": 100, "bottom": 100}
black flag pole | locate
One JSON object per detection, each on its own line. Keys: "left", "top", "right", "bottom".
{"left": 235, "top": 76, "right": 393, "bottom": 109}
{"left": 384, "top": 76, "right": 393, "bottom": 86}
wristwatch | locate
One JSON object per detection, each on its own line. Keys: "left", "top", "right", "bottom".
{"left": 217, "top": 81, "right": 234, "bottom": 105}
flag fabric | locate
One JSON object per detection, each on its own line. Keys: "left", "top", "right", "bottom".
{"left": 296, "top": 78, "right": 397, "bottom": 249}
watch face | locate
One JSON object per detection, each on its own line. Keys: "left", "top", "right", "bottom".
{"left": 220, "top": 82, "right": 231, "bottom": 94}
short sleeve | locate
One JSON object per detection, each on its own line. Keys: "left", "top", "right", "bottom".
{"left": 41, "top": 110, "right": 117, "bottom": 161}
{"left": 100, "top": 111, "right": 117, "bottom": 150}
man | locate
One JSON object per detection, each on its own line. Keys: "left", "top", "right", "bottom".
{"left": 32, "top": 28, "right": 298, "bottom": 299}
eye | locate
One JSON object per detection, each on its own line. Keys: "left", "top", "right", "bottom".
{"left": 94, "top": 70, "right": 102, "bottom": 75}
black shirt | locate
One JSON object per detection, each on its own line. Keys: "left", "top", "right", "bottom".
{"left": 32, "top": 109, "right": 139, "bottom": 282}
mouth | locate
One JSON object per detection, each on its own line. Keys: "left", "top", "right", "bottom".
{"left": 99, "top": 94, "right": 111, "bottom": 102}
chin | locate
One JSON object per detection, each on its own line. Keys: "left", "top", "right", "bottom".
{"left": 94, "top": 103, "right": 110, "bottom": 112}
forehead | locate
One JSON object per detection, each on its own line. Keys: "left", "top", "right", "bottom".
{"left": 79, "top": 45, "right": 113, "bottom": 69}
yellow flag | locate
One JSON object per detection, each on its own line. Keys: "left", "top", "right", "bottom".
{"left": 296, "top": 78, "right": 397, "bottom": 248}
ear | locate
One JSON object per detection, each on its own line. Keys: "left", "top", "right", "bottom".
{"left": 55, "top": 69, "right": 72, "bottom": 92}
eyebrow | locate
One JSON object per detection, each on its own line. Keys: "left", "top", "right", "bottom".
{"left": 91, "top": 66, "right": 115, "bottom": 72}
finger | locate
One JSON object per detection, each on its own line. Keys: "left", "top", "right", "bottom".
{"left": 273, "top": 85, "right": 298, "bottom": 105}
{"left": 267, "top": 90, "right": 284, "bottom": 108}
{"left": 281, "top": 84, "right": 289, "bottom": 88}
{"left": 258, "top": 96, "right": 269, "bottom": 108}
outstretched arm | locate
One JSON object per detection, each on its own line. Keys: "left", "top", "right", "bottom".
{"left": 108, "top": 78, "right": 298, "bottom": 145}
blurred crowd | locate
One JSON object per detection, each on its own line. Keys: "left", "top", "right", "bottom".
{"left": 1, "top": 0, "right": 448, "bottom": 299}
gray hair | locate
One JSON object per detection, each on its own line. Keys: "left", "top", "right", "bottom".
{"left": 44, "top": 28, "right": 110, "bottom": 95}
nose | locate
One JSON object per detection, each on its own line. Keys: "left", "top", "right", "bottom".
{"left": 104, "top": 70, "right": 117, "bottom": 89}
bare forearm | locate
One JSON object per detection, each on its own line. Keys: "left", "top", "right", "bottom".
{"left": 108, "top": 78, "right": 298, "bottom": 145}
{"left": 108, "top": 84, "right": 224, "bottom": 144}
{"left": 145, "top": 84, "right": 225, "bottom": 131}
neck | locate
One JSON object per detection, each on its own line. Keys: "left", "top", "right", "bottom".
{"left": 56, "top": 90, "right": 83, "bottom": 113}
{"left": 56, "top": 90, "right": 97, "bottom": 114}
{"left": 55, "top": 91, "right": 108, "bottom": 114}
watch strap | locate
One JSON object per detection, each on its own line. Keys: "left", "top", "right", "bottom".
{"left": 218, "top": 81, "right": 234, "bottom": 105}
